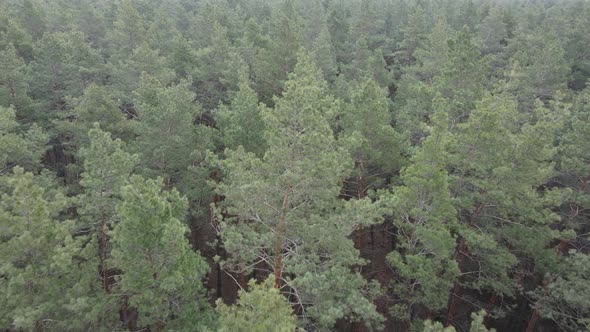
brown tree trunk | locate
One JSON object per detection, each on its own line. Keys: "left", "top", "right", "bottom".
{"left": 580, "top": 176, "right": 589, "bottom": 192}
{"left": 273, "top": 189, "right": 291, "bottom": 288}
{"left": 356, "top": 174, "right": 366, "bottom": 250}
{"left": 211, "top": 193, "right": 223, "bottom": 299}
{"left": 98, "top": 218, "right": 110, "bottom": 292}
{"left": 526, "top": 280, "right": 550, "bottom": 332}
{"left": 446, "top": 238, "right": 466, "bottom": 325}
{"left": 526, "top": 309, "right": 540, "bottom": 332}
{"left": 446, "top": 202, "right": 485, "bottom": 325}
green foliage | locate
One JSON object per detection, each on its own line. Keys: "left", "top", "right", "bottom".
{"left": 108, "top": 0, "right": 147, "bottom": 58}
{"left": 78, "top": 124, "right": 138, "bottom": 267}
{"left": 506, "top": 28, "right": 569, "bottom": 108}
{"left": 217, "top": 75, "right": 267, "bottom": 157}
{"left": 396, "top": 24, "right": 485, "bottom": 144}
{"left": 132, "top": 75, "right": 200, "bottom": 184}
{"left": 557, "top": 87, "right": 590, "bottom": 236}
{"left": 1, "top": 1, "right": 589, "bottom": 330}
{"left": 476, "top": 7, "right": 508, "bottom": 56}
{"left": 0, "top": 105, "right": 47, "bottom": 173}
{"left": 60, "top": 84, "right": 133, "bottom": 150}
{"left": 327, "top": 2, "right": 352, "bottom": 67}
{"left": 216, "top": 51, "right": 382, "bottom": 329}
{"left": 0, "top": 167, "right": 84, "bottom": 330}
{"left": 110, "top": 43, "right": 175, "bottom": 102}
{"left": 340, "top": 77, "right": 404, "bottom": 184}
{"left": 448, "top": 91, "right": 567, "bottom": 310}
{"left": 421, "top": 310, "right": 495, "bottom": 332}
{"left": 111, "top": 175, "right": 213, "bottom": 330}
{"left": 560, "top": 87, "right": 590, "bottom": 178}
{"left": 395, "top": 3, "right": 430, "bottom": 67}
{"left": 469, "top": 310, "right": 495, "bottom": 332}
{"left": 192, "top": 22, "right": 245, "bottom": 109}
{"left": 382, "top": 110, "right": 458, "bottom": 320}
{"left": 309, "top": 24, "right": 338, "bottom": 82}
{"left": 422, "top": 319, "right": 456, "bottom": 332}
{"left": 0, "top": 13, "right": 34, "bottom": 61}
{"left": 14, "top": 0, "right": 46, "bottom": 42}
{"left": 0, "top": 44, "right": 32, "bottom": 116}
{"left": 30, "top": 30, "right": 104, "bottom": 114}
{"left": 251, "top": 1, "right": 303, "bottom": 103}
{"left": 217, "top": 277, "right": 297, "bottom": 332}
{"left": 562, "top": 2, "right": 590, "bottom": 90}
{"left": 79, "top": 124, "right": 138, "bottom": 214}
{"left": 533, "top": 252, "right": 590, "bottom": 331}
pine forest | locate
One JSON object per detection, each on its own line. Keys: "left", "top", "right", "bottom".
{"left": 0, "top": 0, "right": 589, "bottom": 331}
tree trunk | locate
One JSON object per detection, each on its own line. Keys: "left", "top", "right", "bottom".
{"left": 273, "top": 189, "right": 290, "bottom": 288}
{"left": 526, "top": 309, "right": 540, "bottom": 332}
{"left": 98, "top": 218, "right": 110, "bottom": 292}
{"left": 356, "top": 173, "right": 366, "bottom": 250}
{"left": 446, "top": 202, "right": 485, "bottom": 325}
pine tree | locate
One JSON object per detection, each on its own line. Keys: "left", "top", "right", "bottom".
{"left": 111, "top": 175, "right": 213, "bottom": 330}
{"left": 30, "top": 30, "right": 104, "bottom": 115}
{"left": 340, "top": 78, "right": 404, "bottom": 252}
{"left": 341, "top": 78, "right": 403, "bottom": 197}
{"left": 395, "top": 3, "right": 429, "bottom": 67}
{"left": 0, "top": 14, "right": 34, "bottom": 61}
{"left": 299, "top": 0, "right": 337, "bottom": 81}
{"left": 532, "top": 252, "right": 590, "bottom": 331}
{"left": 109, "top": 42, "right": 176, "bottom": 103}
{"left": 0, "top": 105, "right": 47, "bottom": 173}
{"left": 351, "top": 0, "right": 385, "bottom": 49}
{"left": 395, "top": 25, "right": 485, "bottom": 144}
{"left": 216, "top": 50, "right": 382, "bottom": 329}
{"left": 0, "top": 167, "right": 82, "bottom": 330}
{"left": 78, "top": 125, "right": 139, "bottom": 292}
{"left": 192, "top": 22, "right": 245, "bottom": 109}
{"left": 0, "top": 44, "right": 32, "bottom": 118}
{"left": 16, "top": 0, "right": 46, "bottom": 41}
{"left": 435, "top": 26, "right": 486, "bottom": 123}
{"left": 57, "top": 84, "right": 133, "bottom": 159}
{"left": 563, "top": 2, "right": 590, "bottom": 90}
{"left": 217, "top": 74, "right": 267, "bottom": 158}
{"left": 476, "top": 5, "right": 509, "bottom": 81}
{"left": 446, "top": 91, "right": 567, "bottom": 323}
{"left": 189, "top": 0, "right": 234, "bottom": 49}
{"left": 558, "top": 87, "right": 590, "bottom": 238}
{"left": 108, "top": 0, "right": 147, "bottom": 59}
{"left": 381, "top": 109, "right": 458, "bottom": 322}
{"left": 527, "top": 87, "right": 590, "bottom": 332}
{"left": 345, "top": 36, "right": 371, "bottom": 82}
{"left": 476, "top": 6, "right": 507, "bottom": 56}
{"left": 145, "top": 7, "right": 183, "bottom": 61}
{"left": 252, "top": 0, "right": 302, "bottom": 103}
{"left": 132, "top": 75, "right": 200, "bottom": 186}
{"left": 131, "top": 74, "right": 217, "bottom": 220}
{"left": 216, "top": 277, "right": 297, "bottom": 332}
{"left": 309, "top": 25, "right": 338, "bottom": 82}
{"left": 506, "top": 28, "right": 569, "bottom": 109}
{"left": 237, "top": 17, "right": 269, "bottom": 77}
{"left": 326, "top": 1, "right": 352, "bottom": 68}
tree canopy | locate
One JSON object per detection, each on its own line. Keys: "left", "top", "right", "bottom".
{"left": 0, "top": 0, "right": 589, "bottom": 331}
